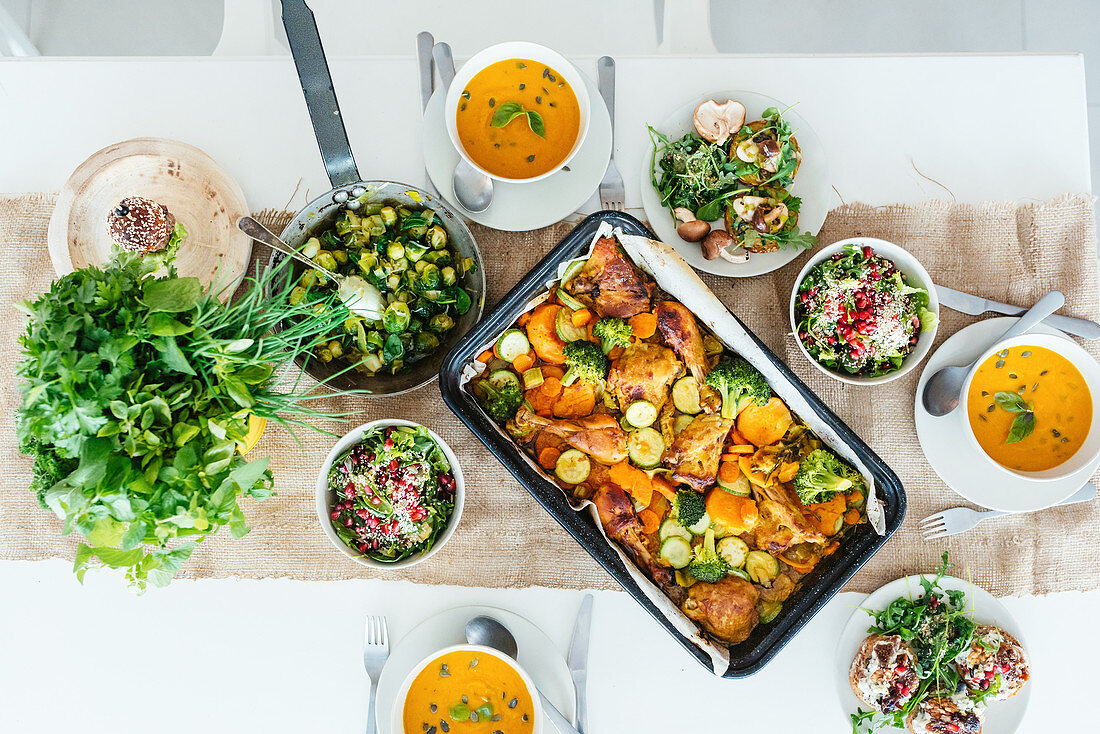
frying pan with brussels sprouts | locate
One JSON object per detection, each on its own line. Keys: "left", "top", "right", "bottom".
{"left": 285, "top": 203, "right": 476, "bottom": 377}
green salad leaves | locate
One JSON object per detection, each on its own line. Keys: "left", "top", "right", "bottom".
{"left": 16, "top": 247, "right": 353, "bottom": 591}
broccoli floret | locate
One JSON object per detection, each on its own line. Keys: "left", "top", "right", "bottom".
{"left": 688, "top": 528, "right": 729, "bottom": 583}
{"left": 481, "top": 381, "right": 524, "bottom": 424}
{"left": 561, "top": 340, "right": 609, "bottom": 387}
{"left": 591, "top": 317, "right": 633, "bottom": 354}
{"left": 792, "top": 449, "right": 865, "bottom": 505}
{"left": 705, "top": 356, "right": 770, "bottom": 419}
{"left": 675, "top": 488, "right": 706, "bottom": 527}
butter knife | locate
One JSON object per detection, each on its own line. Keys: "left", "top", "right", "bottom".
{"left": 415, "top": 31, "right": 440, "bottom": 196}
{"left": 567, "top": 594, "right": 593, "bottom": 734}
{"left": 936, "top": 284, "right": 1100, "bottom": 340}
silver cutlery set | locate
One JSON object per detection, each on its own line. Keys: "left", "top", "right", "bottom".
{"left": 363, "top": 594, "right": 594, "bottom": 734}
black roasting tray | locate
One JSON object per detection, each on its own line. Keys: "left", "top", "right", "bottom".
{"left": 439, "top": 211, "right": 905, "bottom": 677}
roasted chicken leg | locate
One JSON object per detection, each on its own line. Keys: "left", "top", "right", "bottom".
{"left": 607, "top": 343, "right": 684, "bottom": 411}
{"left": 682, "top": 576, "right": 760, "bottom": 644}
{"left": 514, "top": 407, "right": 628, "bottom": 465}
{"left": 655, "top": 301, "right": 720, "bottom": 412}
{"left": 566, "top": 237, "right": 655, "bottom": 318}
{"left": 662, "top": 412, "right": 735, "bottom": 491}
{"left": 752, "top": 482, "right": 826, "bottom": 553}
{"left": 593, "top": 484, "right": 682, "bottom": 601}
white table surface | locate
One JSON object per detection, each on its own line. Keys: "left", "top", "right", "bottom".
{"left": 0, "top": 54, "right": 1096, "bottom": 733}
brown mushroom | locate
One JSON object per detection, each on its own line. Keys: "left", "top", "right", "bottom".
{"left": 692, "top": 99, "right": 747, "bottom": 146}
{"left": 701, "top": 229, "right": 736, "bottom": 260}
{"left": 677, "top": 220, "right": 711, "bottom": 242}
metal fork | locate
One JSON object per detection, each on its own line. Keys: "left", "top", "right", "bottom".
{"left": 363, "top": 615, "right": 390, "bottom": 734}
{"left": 596, "top": 56, "right": 624, "bottom": 211}
{"left": 920, "top": 482, "right": 1096, "bottom": 539}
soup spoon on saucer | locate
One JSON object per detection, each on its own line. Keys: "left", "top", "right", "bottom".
{"left": 922, "top": 290, "right": 1065, "bottom": 416}
{"left": 433, "top": 42, "right": 494, "bottom": 213}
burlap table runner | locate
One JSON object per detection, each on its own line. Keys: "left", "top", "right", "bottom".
{"left": 2, "top": 192, "right": 1098, "bottom": 596}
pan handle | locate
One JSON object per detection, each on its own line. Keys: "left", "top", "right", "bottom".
{"left": 280, "top": 0, "right": 361, "bottom": 188}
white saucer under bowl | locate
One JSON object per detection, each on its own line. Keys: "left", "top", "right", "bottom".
{"left": 834, "top": 574, "right": 1030, "bottom": 734}
{"left": 373, "top": 604, "right": 576, "bottom": 734}
{"left": 640, "top": 90, "right": 831, "bottom": 278}
{"left": 914, "top": 317, "right": 1100, "bottom": 512}
{"left": 423, "top": 69, "right": 612, "bottom": 231}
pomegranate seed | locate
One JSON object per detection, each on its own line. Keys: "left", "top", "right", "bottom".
{"left": 345, "top": 484, "right": 357, "bottom": 498}
{"left": 827, "top": 336, "right": 837, "bottom": 345}
{"left": 894, "top": 665, "right": 908, "bottom": 675}
{"left": 1001, "top": 663, "right": 1011, "bottom": 673}
{"left": 801, "top": 292, "right": 810, "bottom": 303}
{"left": 862, "top": 246, "right": 873, "bottom": 258}
{"left": 358, "top": 543, "right": 368, "bottom": 553}
{"left": 850, "top": 348, "right": 860, "bottom": 359}
{"left": 980, "top": 679, "right": 990, "bottom": 690}
{"left": 357, "top": 508, "right": 370, "bottom": 519}
{"left": 389, "top": 459, "right": 399, "bottom": 471}
{"left": 946, "top": 725, "right": 960, "bottom": 733}
{"left": 798, "top": 331, "right": 808, "bottom": 340}
{"left": 343, "top": 517, "right": 353, "bottom": 527}
{"left": 384, "top": 438, "right": 394, "bottom": 450}
{"left": 330, "top": 510, "right": 341, "bottom": 521}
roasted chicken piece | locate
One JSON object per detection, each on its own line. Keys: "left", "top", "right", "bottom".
{"left": 514, "top": 407, "right": 628, "bottom": 465}
{"left": 593, "top": 484, "right": 682, "bottom": 601}
{"left": 752, "top": 483, "right": 826, "bottom": 553}
{"left": 662, "top": 412, "right": 735, "bottom": 491}
{"left": 655, "top": 301, "right": 720, "bottom": 412}
{"left": 566, "top": 237, "right": 655, "bottom": 318}
{"left": 607, "top": 343, "right": 684, "bottom": 411}
{"left": 681, "top": 576, "right": 760, "bottom": 644}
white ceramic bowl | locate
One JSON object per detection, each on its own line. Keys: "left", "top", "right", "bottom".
{"left": 789, "top": 237, "right": 939, "bottom": 385}
{"left": 960, "top": 332, "right": 1100, "bottom": 483}
{"left": 314, "top": 419, "right": 464, "bottom": 569}
{"left": 390, "top": 644, "right": 544, "bottom": 734}
{"left": 444, "top": 41, "right": 590, "bottom": 184}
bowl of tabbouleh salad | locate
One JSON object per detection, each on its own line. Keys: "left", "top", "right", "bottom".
{"left": 790, "top": 237, "right": 939, "bottom": 385}
{"left": 315, "top": 420, "right": 464, "bottom": 568}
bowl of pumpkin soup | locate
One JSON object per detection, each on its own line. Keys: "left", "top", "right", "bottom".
{"left": 446, "top": 42, "right": 590, "bottom": 183}
{"left": 962, "top": 333, "right": 1100, "bottom": 482}
{"left": 394, "top": 644, "right": 543, "bottom": 734}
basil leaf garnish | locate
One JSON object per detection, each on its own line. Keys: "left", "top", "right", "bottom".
{"left": 526, "top": 109, "right": 545, "bottom": 138}
{"left": 490, "top": 101, "right": 525, "bottom": 128}
{"left": 1006, "top": 411, "right": 1036, "bottom": 443}
{"left": 994, "top": 391, "right": 1028, "bottom": 413}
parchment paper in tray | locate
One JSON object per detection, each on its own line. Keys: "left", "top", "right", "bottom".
{"left": 459, "top": 222, "right": 884, "bottom": 673}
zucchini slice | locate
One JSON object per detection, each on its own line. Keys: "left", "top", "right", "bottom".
{"left": 671, "top": 376, "right": 703, "bottom": 415}
{"left": 554, "top": 449, "right": 591, "bottom": 485}
{"left": 758, "top": 600, "right": 782, "bottom": 624}
{"left": 659, "top": 518, "right": 692, "bottom": 542}
{"left": 718, "top": 472, "right": 752, "bottom": 497}
{"left": 556, "top": 287, "right": 586, "bottom": 312}
{"left": 624, "top": 400, "right": 658, "bottom": 428}
{"left": 494, "top": 329, "right": 530, "bottom": 362}
{"left": 560, "top": 259, "right": 586, "bottom": 286}
{"left": 659, "top": 536, "right": 693, "bottom": 569}
{"left": 686, "top": 510, "right": 711, "bottom": 536}
{"left": 716, "top": 536, "right": 749, "bottom": 569}
{"left": 673, "top": 413, "right": 695, "bottom": 434}
{"left": 746, "top": 550, "right": 780, "bottom": 586}
{"left": 627, "top": 427, "right": 665, "bottom": 468}
{"left": 487, "top": 369, "right": 521, "bottom": 391}
{"left": 554, "top": 307, "right": 588, "bottom": 342}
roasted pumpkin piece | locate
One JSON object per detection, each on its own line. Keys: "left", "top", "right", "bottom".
{"left": 705, "top": 489, "right": 759, "bottom": 533}
{"left": 553, "top": 381, "right": 597, "bottom": 419}
{"left": 526, "top": 303, "right": 566, "bottom": 364}
{"left": 736, "top": 396, "right": 793, "bottom": 447}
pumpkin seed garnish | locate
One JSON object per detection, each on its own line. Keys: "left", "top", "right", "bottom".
{"left": 523, "top": 714, "right": 529, "bottom": 722}
{"left": 526, "top": 154, "right": 536, "bottom": 162}
{"left": 981, "top": 390, "right": 989, "bottom": 396}
{"left": 978, "top": 413, "right": 988, "bottom": 421}
{"left": 430, "top": 704, "right": 438, "bottom": 713}
{"left": 1041, "top": 370, "right": 1049, "bottom": 376}
{"left": 998, "top": 349, "right": 1009, "bottom": 357}
{"left": 1062, "top": 437, "right": 1069, "bottom": 443}
{"left": 516, "top": 62, "right": 526, "bottom": 69}
{"left": 469, "top": 657, "right": 478, "bottom": 668}
{"left": 461, "top": 696, "right": 467, "bottom": 704}
{"left": 440, "top": 723, "right": 449, "bottom": 733}
{"left": 427, "top": 727, "right": 437, "bottom": 734}
{"left": 460, "top": 103, "right": 467, "bottom": 112}
{"left": 535, "top": 96, "right": 542, "bottom": 104}
{"left": 1009, "top": 372, "right": 1017, "bottom": 379}
{"left": 488, "top": 98, "right": 495, "bottom": 108}
{"left": 995, "top": 359, "right": 1005, "bottom": 369}
{"left": 509, "top": 698, "right": 519, "bottom": 709}
{"left": 440, "top": 663, "right": 450, "bottom": 677}
{"left": 1022, "top": 350, "right": 1032, "bottom": 357}
{"left": 1052, "top": 428, "right": 1061, "bottom": 437}
{"left": 987, "top": 404, "right": 995, "bottom": 412}
{"left": 470, "top": 712, "right": 478, "bottom": 722}
{"left": 519, "top": 83, "right": 525, "bottom": 90}
{"left": 491, "top": 714, "right": 502, "bottom": 721}
{"left": 1032, "top": 383, "right": 1039, "bottom": 392}
{"left": 461, "top": 90, "right": 471, "bottom": 100}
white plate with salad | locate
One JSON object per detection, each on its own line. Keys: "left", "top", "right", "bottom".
{"left": 835, "top": 557, "right": 1031, "bottom": 734}
{"left": 641, "top": 91, "right": 831, "bottom": 278}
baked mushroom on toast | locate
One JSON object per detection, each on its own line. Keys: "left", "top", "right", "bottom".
{"left": 954, "top": 625, "right": 1030, "bottom": 700}
{"left": 723, "top": 187, "right": 813, "bottom": 253}
{"left": 849, "top": 634, "right": 920, "bottom": 713}
{"left": 729, "top": 108, "right": 801, "bottom": 187}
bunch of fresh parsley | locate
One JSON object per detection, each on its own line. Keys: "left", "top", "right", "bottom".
{"left": 16, "top": 248, "right": 353, "bottom": 591}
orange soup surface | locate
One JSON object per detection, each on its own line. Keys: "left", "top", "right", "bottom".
{"left": 402, "top": 649, "right": 535, "bottom": 734}
{"left": 456, "top": 58, "right": 580, "bottom": 179}
{"left": 966, "top": 345, "right": 1092, "bottom": 471}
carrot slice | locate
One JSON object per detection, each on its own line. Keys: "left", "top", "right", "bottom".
{"left": 717, "top": 460, "right": 741, "bottom": 486}
{"left": 512, "top": 352, "right": 535, "bottom": 373}
{"left": 476, "top": 349, "right": 494, "bottom": 364}
{"left": 541, "top": 364, "right": 565, "bottom": 380}
{"left": 571, "top": 308, "right": 592, "bottom": 327}
{"left": 628, "top": 312, "right": 658, "bottom": 339}
{"left": 537, "top": 447, "right": 561, "bottom": 470}
{"left": 844, "top": 508, "right": 862, "bottom": 526}
{"left": 651, "top": 475, "right": 677, "bottom": 501}
{"left": 723, "top": 444, "right": 755, "bottom": 456}
{"left": 638, "top": 508, "right": 660, "bottom": 535}
{"left": 727, "top": 428, "right": 752, "bottom": 446}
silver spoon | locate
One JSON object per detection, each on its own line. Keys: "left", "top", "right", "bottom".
{"left": 433, "top": 41, "right": 494, "bottom": 213}
{"left": 237, "top": 216, "right": 383, "bottom": 320}
{"left": 465, "top": 615, "right": 582, "bottom": 734}
{"left": 921, "top": 290, "right": 1065, "bottom": 416}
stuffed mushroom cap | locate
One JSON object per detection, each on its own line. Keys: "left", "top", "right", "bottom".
{"left": 106, "top": 196, "right": 176, "bottom": 254}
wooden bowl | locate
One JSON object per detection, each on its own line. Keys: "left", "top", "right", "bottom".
{"left": 48, "top": 137, "right": 252, "bottom": 293}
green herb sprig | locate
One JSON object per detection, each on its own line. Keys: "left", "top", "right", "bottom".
{"left": 490, "top": 101, "right": 545, "bottom": 138}
{"left": 994, "top": 391, "right": 1036, "bottom": 443}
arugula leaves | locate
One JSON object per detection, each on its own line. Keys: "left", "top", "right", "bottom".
{"left": 16, "top": 248, "right": 355, "bottom": 591}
